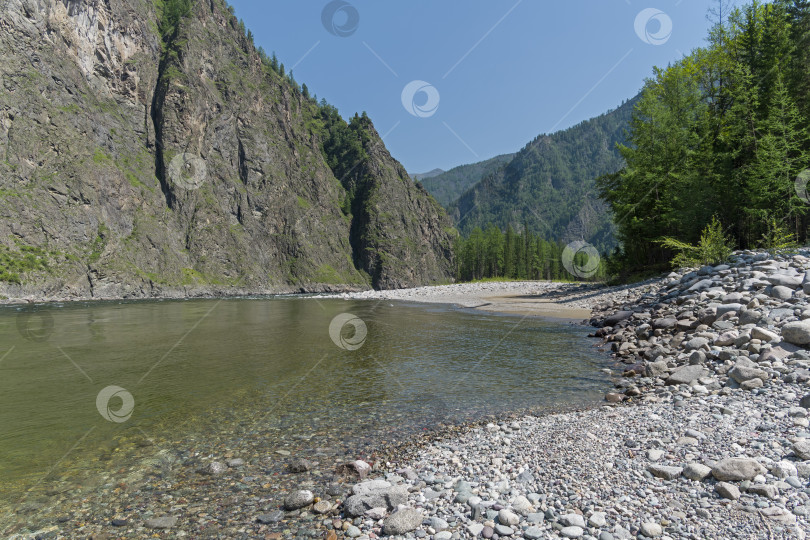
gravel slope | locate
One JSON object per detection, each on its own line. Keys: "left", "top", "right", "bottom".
{"left": 315, "top": 250, "right": 810, "bottom": 539}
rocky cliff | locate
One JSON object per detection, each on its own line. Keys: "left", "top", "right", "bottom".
{"left": 0, "top": 0, "right": 454, "bottom": 300}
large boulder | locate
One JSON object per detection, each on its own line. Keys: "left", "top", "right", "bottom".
{"left": 712, "top": 458, "right": 766, "bottom": 481}
{"left": 793, "top": 439, "right": 810, "bottom": 460}
{"left": 729, "top": 363, "right": 769, "bottom": 384}
{"left": 750, "top": 327, "right": 779, "bottom": 342}
{"left": 652, "top": 318, "right": 678, "bottom": 330}
{"left": 605, "top": 311, "right": 633, "bottom": 326}
{"left": 647, "top": 465, "right": 683, "bottom": 480}
{"left": 783, "top": 321, "right": 810, "bottom": 346}
{"left": 645, "top": 360, "right": 670, "bottom": 379}
{"left": 716, "top": 304, "right": 743, "bottom": 317}
{"left": 767, "top": 274, "right": 802, "bottom": 289}
{"left": 383, "top": 508, "right": 423, "bottom": 535}
{"left": 688, "top": 279, "right": 714, "bottom": 292}
{"left": 344, "top": 481, "right": 408, "bottom": 517}
{"left": 715, "top": 482, "right": 741, "bottom": 500}
{"left": 770, "top": 285, "right": 794, "bottom": 300}
{"left": 684, "top": 337, "right": 709, "bottom": 351}
{"left": 666, "top": 365, "right": 708, "bottom": 385}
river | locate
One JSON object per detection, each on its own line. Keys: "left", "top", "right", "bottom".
{"left": 0, "top": 297, "right": 610, "bottom": 531}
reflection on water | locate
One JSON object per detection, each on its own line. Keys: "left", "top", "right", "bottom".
{"left": 0, "top": 298, "right": 609, "bottom": 518}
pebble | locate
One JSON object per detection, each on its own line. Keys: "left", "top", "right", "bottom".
{"left": 144, "top": 516, "right": 177, "bottom": 529}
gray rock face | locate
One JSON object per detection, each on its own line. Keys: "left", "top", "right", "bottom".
{"left": 382, "top": 508, "right": 423, "bottom": 535}
{"left": 0, "top": 0, "right": 455, "bottom": 301}
{"left": 524, "top": 526, "right": 544, "bottom": 539}
{"left": 712, "top": 458, "right": 766, "bottom": 481}
{"left": 511, "top": 495, "right": 533, "bottom": 515}
{"left": 495, "top": 524, "right": 515, "bottom": 536}
{"left": 313, "top": 501, "right": 332, "bottom": 514}
{"left": 740, "top": 310, "right": 763, "bottom": 325}
{"left": 688, "top": 279, "right": 714, "bottom": 291}
{"left": 772, "top": 460, "right": 799, "bottom": 479}
{"left": 783, "top": 321, "right": 810, "bottom": 345}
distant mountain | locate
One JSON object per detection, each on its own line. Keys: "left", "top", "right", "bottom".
{"left": 411, "top": 168, "right": 445, "bottom": 181}
{"left": 419, "top": 154, "right": 515, "bottom": 207}
{"left": 445, "top": 97, "right": 638, "bottom": 253}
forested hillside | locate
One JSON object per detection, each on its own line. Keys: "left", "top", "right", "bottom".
{"left": 419, "top": 154, "right": 514, "bottom": 207}
{"left": 599, "top": 0, "right": 810, "bottom": 271}
{"left": 449, "top": 98, "right": 637, "bottom": 255}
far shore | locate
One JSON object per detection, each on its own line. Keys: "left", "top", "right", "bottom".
{"left": 315, "top": 279, "right": 661, "bottom": 321}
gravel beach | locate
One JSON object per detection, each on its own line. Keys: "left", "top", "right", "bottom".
{"left": 10, "top": 250, "right": 810, "bottom": 539}
{"left": 311, "top": 250, "right": 810, "bottom": 539}
{"left": 315, "top": 280, "right": 658, "bottom": 320}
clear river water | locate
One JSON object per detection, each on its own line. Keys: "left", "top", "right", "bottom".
{"left": 0, "top": 297, "right": 611, "bottom": 527}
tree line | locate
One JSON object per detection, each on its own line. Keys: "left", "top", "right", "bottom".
{"left": 598, "top": 0, "right": 810, "bottom": 272}
{"left": 454, "top": 225, "right": 607, "bottom": 282}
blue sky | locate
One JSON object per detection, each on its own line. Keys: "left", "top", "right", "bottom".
{"left": 228, "top": 1, "right": 720, "bottom": 173}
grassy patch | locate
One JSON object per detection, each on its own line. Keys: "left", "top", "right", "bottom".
{"left": 93, "top": 148, "right": 112, "bottom": 164}
{"left": 88, "top": 224, "right": 108, "bottom": 263}
{"left": 0, "top": 243, "right": 51, "bottom": 283}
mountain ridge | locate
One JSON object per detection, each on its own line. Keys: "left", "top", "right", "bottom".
{"left": 421, "top": 97, "right": 638, "bottom": 253}
{"left": 418, "top": 153, "right": 515, "bottom": 207}
{"left": 0, "top": 0, "right": 455, "bottom": 300}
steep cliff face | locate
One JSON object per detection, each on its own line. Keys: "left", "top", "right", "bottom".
{"left": 343, "top": 116, "right": 454, "bottom": 289}
{"left": 0, "top": 0, "right": 455, "bottom": 300}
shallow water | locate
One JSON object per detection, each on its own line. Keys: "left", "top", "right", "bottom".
{"left": 0, "top": 297, "right": 610, "bottom": 521}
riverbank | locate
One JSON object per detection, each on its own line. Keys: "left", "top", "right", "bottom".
{"left": 318, "top": 280, "right": 661, "bottom": 320}
{"left": 317, "top": 250, "right": 810, "bottom": 539}
{"left": 8, "top": 250, "right": 810, "bottom": 539}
